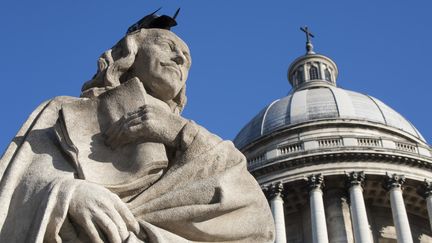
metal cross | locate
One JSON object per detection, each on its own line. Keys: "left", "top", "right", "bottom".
{"left": 300, "top": 26, "right": 314, "bottom": 43}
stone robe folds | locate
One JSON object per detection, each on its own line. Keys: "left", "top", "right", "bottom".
{"left": 0, "top": 79, "right": 274, "bottom": 242}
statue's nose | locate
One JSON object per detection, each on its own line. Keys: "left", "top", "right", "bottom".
{"left": 172, "top": 50, "right": 185, "bottom": 65}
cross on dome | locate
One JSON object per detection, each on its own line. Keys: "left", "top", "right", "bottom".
{"left": 300, "top": 26, "right": 315, "bottom": 54}
{"left": 287, "top": 26, "right": 339, "bottom": 90}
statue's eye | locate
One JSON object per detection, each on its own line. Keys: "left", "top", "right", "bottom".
{"left": 159, "top": 41, "right": 173, "bottom": 52}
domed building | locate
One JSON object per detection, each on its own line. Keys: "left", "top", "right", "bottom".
{"left": 234, "top": 28, "right": 432, "bottom": 243}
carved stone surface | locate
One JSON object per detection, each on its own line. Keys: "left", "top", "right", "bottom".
{"left": 418, "top": 180, "right": 432, "bottom": 199}
{"left": 0, "top": 28, "right": 275, "bottom": 242}
{"left": 383, "top": 173, "right": 406, "bottom": 191}
{"left": 269, "top": 181, "right": 285, "bottom": 200}
{"left": 346, "top": 171, "right": 366, "bottom": 188}
{"left": 306, "top": 173, "right": 325, "bottom": 191}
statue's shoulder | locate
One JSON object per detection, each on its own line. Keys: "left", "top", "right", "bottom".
{"left": 30, "top": 96, "right": 87, "bottom": 118}
{"left": 41, "top": 96, "right": 85, "bottom": 110}
{"left": 50, "top": 95, "right": 83, "bottom": 105}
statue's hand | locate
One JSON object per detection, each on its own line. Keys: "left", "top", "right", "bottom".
{"left": 68, "top": 181, "right": 140, "bottom": 243}
{"left": 105, "top": 104, "right": 187, "bottom": 149}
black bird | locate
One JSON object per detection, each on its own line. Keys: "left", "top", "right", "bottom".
{"left": 127, "top": 8, "right": 181, "bottom": 34}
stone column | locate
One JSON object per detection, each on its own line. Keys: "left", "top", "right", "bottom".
{"left": 318, "top": 62, "right": 325, "bottom": 80}
{"left": 269, "top": 182, "right": 287, "bottom": 243}
{"left": 307, "top": 174, "right": 329, "bottom": 243}
{"left": 417, "top": 180, "right": 432, "bottom": 231}
{"left": 383, "top": 174, "right": 413, "bottom": 243}
{"left": 346, "top": 171, "right": 373, "bottom": 243}
{"left": 323, "top": 188, "right": 353, "bottom": 243}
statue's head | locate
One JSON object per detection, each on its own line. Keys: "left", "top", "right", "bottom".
{"left": 81, "top": 28, "right": 191, "bottom": 114}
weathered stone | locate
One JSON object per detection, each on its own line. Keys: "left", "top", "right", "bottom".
{"left": 0, "top": 26, "right": 274, "bottom": 242}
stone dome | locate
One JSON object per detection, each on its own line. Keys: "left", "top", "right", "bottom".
{"left": 234, "top": 85, "right": 426, "bottom": 149}
{"left": 236, "top": 29, "right": 432, "bottom": 243}
{"left": 234, "top": 49, "right": 426, "bottom": 150}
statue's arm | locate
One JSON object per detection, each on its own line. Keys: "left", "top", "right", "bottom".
{"left": 104, "top": 101, "right": 234, "bottom": 158}
{"left": 105, "top": 104, "right": 188, "bottom": 149}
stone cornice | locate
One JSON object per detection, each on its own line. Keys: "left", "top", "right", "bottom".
{"left": 250, "top": 150, "right": 432, "bottom": 178}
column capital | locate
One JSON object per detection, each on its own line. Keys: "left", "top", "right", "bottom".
{"left": 417, "top": 179, "right": 432, "bottom": 199}
{"left": 265, "top": 181, "right": 285, "bottom": 200}
{"left": 383, "top": 173, "right": 406, "bottom": 191}
{"left": 346, "top": 171, "right": 366, "bottom": 188}
{"left": 306, "top": 173, "right": 325, "bottom": 191}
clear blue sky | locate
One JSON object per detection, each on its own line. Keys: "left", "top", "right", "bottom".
{"left": 1, "top": 1, "right": 431, "bottom": 153}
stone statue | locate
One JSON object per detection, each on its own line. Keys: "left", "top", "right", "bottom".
{"left": 0, "top": 11, "right": 274, "bottom": 243}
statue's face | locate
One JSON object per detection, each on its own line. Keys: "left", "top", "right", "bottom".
{"left": 131, "top": 29, "right": 191, "bottom": 101}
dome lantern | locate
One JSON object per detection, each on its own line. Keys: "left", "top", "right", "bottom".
{"left": 288, "top": 27, "right": 339, "bottom": 90}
